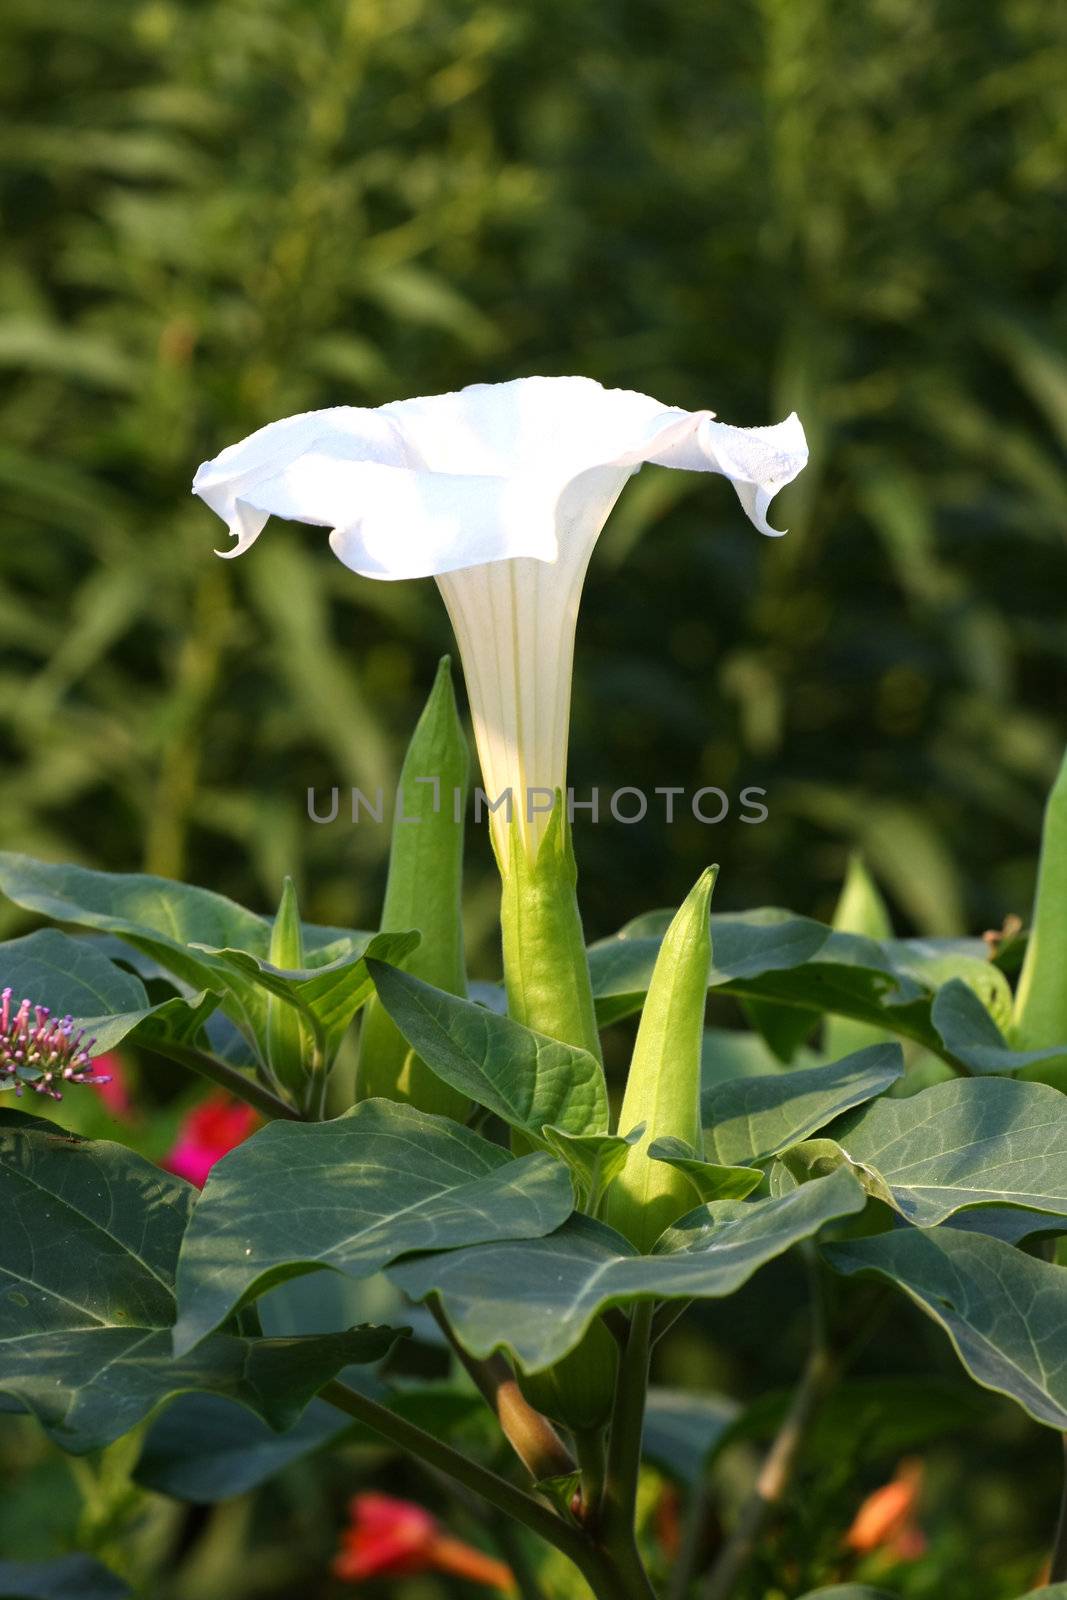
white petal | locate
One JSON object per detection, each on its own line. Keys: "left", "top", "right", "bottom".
{"left": 327, "top": 465, "right": 560, "bottom": 580}
{"left": 695, "top": 412, "right": 809, "bottom": 536}
{"left": 192, "top": 406, "right": 411, "bottom": 557}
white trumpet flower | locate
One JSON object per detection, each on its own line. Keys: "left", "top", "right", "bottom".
{"left": 194, "top": 376, "right": 807, "bottom": 864}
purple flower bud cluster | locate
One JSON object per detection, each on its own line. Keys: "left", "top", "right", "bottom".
{"left": 0, "top": 988, "right": 109, "bottom": 1100}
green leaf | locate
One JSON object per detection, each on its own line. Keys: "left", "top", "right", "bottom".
{"left": 933, "top": 980, "right": 1066, "bottom": 1075}
{"left": 0, "top": 930, "right": 216, "bottom": 1057}
{"left": 0, "top": 854, "right": 367, "bottom": 1062}
{"left": 0, "top": 1556, "right": 131, "bottom": 1600}
{"left": 389, "top": 1167, "right": 865, "bottom": 1370}
{"left": 135, "top": 1393, "right": 349, "bottom": 1501}
{"left": 540, "top": 1124, "right": 644, "bottom": 1209}
{"left": 366, "top": 961, "right": 608, "bottom": 1137}
{"left": 642, "top": 1388, "right": 739, "bottom": 1489}
{"left": 173, "top": 1098, "right": 575, "bottom": 1353}
{"left": 647, "top": 1138, "right": 764, "bottom": 1202}
{"left": 589, "top": 907, "right": 828, "bottom": 1026}
{"left": 702, "top": 1044, "right": 904, "bottom": 1165}
{"left": 136, "top": 1381, "right": 485, "bottom": 1503}
{"left": 824, "top": 1229, "right": 1067, "bottom": 1428}
{"left": 0, "top": 1115, "right": 398, "bottom": 1452}
{"left": 592, "top": 908, "right": 1015, "bottom": 1070}
{"left": 826, "top": 1077, "right": 1067, "bottom": 1225}
{"left": 194, "top": 930, "right": 419, "bottom": 1066}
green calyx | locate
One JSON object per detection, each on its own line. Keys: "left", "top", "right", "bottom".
{"left": 357, "top": 657, "right": 470, "bottom": 1119}
{"left": 1013, "top": 745, "right": 1067, "bottom": 1051}
{"left": 602, "top": 866, "right": 717, "bottom": 1252}
{"left": 498, "top": 798, "right": 603, "bottom": 1063}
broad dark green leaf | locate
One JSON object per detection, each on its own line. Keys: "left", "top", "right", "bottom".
{"left": 366, "top": 960, "right": 608, "bottom": 1137}
{"left": 647, "top": 1138, "right": 763, "bottom": 1202}
{"left": 932, "top": 980, "right": 1067, "bottom": 1075}
{"left": 135, "top": 1393, "right": 349, "bottom": 1501}
{"left": 0, "top": 1115, "right": 398, "bottom": 1452}
{"left": 134, "top": 1380, "right": 484, "bottom": 1502}
{"left": 592, "top": 911, "right": 1015, "bottom": 1071}
{"left": 824, "top": 1229, "right": 1067, "bottom": 1427}
{"left": 945, "top": 1208, "right": 1067, "bottom": 1245}
{"left": 828, "top": 1077, "right": 1067, "bottom": 1225}
{"left": 173, "top": 1098, "right": 575, "bottom": 1353}
{"left": 702, "top": 1045, "right": 904, "bottom": 1165}
{"left": 390, "top": 1167, "right": 865, "bottom": 1369}
{"left": 0, "top": 1556, "right": 130, "bottom": 1600}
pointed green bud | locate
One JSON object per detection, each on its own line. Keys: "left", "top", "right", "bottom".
{"left": 1013, "top": 746, "right": 1067, "bottom": 1050}
{"left": 825, "top": 854, "right": 892, "bottom": 1059}
{"left": 499, "top": 799, "right": 602, "bottom": 1063}
{"left": 357, "top": 658, "right": 470, "bottom": 1118}
{"left": 266, "top": 876, "right": 312, "bottom": 1098}
{"left": 832, "top": 852, "right": 893, "bottom": 941}
{"left": 603, "top": 867, "right": 717, "bottom": 1251}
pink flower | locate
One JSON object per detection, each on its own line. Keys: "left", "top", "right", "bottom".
{"left": 93, "top": 1054, "right": 133, "bottom": 1118}
{"left": 163, "top": 1093, "right": 258, "bottom": 1188}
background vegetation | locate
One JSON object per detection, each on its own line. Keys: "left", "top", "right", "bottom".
{"left": 1, "top": 0, "right": 1065, "bottom": 1595}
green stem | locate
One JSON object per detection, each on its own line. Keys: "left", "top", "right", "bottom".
{"left": 600, "top": 1302, "right": 658, "bottom": 1598}
{"left": 575, "top": 1427, "right": 608, "bottom": 1528}
{"left": 320, "top": 1379, "right": 628, "bottom": 1595}
{"left": 143, "top": 1041, "right": 301, "bottom": 1122}
{"left": 427, "top": 1297, "right": 576, "bottom": 1482}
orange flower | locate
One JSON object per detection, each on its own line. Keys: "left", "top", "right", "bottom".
{"left": 333, "top": 1493, "right": 515, "bottom": 1591}
{"left": 845, "top": 1458, "right": 926, "bottom": 1560}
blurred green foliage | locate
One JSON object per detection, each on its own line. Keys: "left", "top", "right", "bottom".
{"left": 1, "top": 0, "right": 1065, "bottom": 955}
{"left": 1, "top": 3, "right": 1066, "bottom": 1592}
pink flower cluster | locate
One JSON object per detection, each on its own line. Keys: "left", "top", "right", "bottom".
{"left": 0, "top": 987, "right": 110, "bottom": 1100}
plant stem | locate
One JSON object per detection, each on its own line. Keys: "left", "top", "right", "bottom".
{"left": 143, "top": 1040, "right": 301, "bottom": 1121}
{"left": 1050, "top": 1434, "right": 1067, "bottom": 1583}
{"left": 600, "top": 1302, "right": 658, "bottom": 1599}
{"left": 427, "top": 1296, "right": 576, "bottom": 1483}
{"left": 575, "top": 1427, "right": 608, "bottom": 1528}
{"left": 702, "top": 1264, "right": 833, "bottom": 1600}
{"left": 320, "top": 1378, "right": 626, "bottom": 1595}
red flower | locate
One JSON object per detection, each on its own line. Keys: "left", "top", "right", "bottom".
{"left": 333, "top": 1493, "right": 514, "bottom": 1591}
{"left": 163, "top": 1093, "right": 258, "bottom": 1188}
